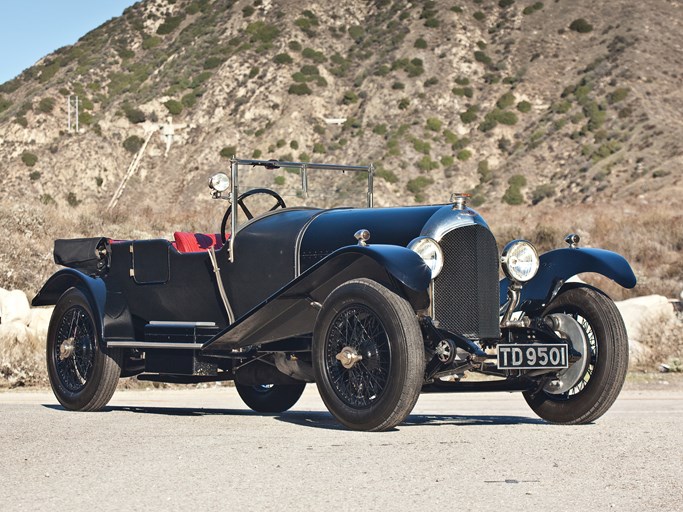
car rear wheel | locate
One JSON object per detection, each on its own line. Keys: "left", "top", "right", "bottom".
{"left": 313, "top": 279, "right": 424, "bottom": 432}
{"left": 523, "top": 285, "right": 629, "bottom": 424}
{"left": 235, "top": 382, "right": 306, "bottom": 413}
{"left": 47, "top": 288, "right": 122, "bottom": 411}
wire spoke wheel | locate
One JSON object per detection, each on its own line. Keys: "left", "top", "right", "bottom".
{"left": 54, "top": 305, "right": 96, "bottom": 393}
{"left": 47, "top": 288, "right": 122, "bottom": 411}
{"left": 325, "top": 304, "right": 391, "bottom": 408}
{"left": 313, "top": 279, "right": 424, "bottom": 432}
{"left": 523, "top": 285, "right": 629, "bottom": 424}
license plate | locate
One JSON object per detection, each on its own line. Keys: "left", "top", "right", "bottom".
{"left": 497, "top": 343, "right": 569, "bottom": 370}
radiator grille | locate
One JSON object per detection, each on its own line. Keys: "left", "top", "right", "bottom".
{"left": 433, "top": 224, "right": 500, "bottom": 340}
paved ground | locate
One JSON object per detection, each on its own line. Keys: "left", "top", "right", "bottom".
{"left": 1, "top": 385, "right": 682, "bottom": 512}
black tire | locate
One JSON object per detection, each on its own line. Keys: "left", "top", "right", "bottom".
{"left": 47, "top": 288, "right": 122, "bottom": 411}
{"left": 313, "top": 279, "right": 424, "bottom": 432}
{"left": 523, "top": 285, "right": 629, "bottom": 424}
{"left": 235, "top": 382, "right": 306, "bottom": 413}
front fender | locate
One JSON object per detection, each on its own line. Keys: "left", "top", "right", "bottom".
{"left": 203, "top": 244, "right": 431, "bottom": 351}
{"left": 500, "top": 247, "right": 636, "bottom": 312}
{"left": 32, "top": 268, "right": 107, "bottom": 339}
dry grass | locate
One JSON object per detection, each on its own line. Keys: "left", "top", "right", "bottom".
{"left": 635, "top": 311, "right": 683, "bottom": 371}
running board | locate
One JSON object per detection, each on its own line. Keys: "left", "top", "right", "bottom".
{"left": 107, "top": 341, "right": 204, "bottom": 350}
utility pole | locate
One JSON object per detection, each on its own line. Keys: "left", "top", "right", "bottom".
{"left": 67, "top": 95, "right": 79, "bottom": 133}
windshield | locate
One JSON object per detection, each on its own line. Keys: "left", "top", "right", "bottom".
{"left": 235, "top": 159, "right": 374, "bottom": 210}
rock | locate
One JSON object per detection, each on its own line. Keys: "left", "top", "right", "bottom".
{"left": 0, "top": 289, "right": 31, "bottom": 326}
{"left": 616, "top": 295, "right": 674, "bottom": 343}
{"left": 615, "top": 295, "right": 676, "bottom": 366}
{"left": 27, "top": 307, "right": 54, "bottom": 341}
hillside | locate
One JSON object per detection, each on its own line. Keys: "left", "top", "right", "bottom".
{"left": 0, "top": 0, "right": 681, "bottom": 297}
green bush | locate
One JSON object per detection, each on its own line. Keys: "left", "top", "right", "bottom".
{"left": 608, "top": 87, "right": 630, "bottom": 104}
{"left": 531, "top": 183, "right": 556, "bottom": 204}
{"left": 414, "top": 38, "right": 427, "bottom": 49}
{"left": 181, "top": 92, "right": 198, "bottom": 108}
{"left": 502, "top": 185, "right": 524, "bottom": 205}
{"left": 348, "top": 25, "right": 364, "bottom": 42}
{"left": 452, "top": 87, "right": 474, "bottom": 98}
{"left": 509, "top": 174, "right": 527, "bottom": 187}
{"left": 125, "top": 106, "right": 146, "bottom": 124}
{"left": 424, "top": 77, "right": 439, "bottom": 87}
{"left": 413, "top": 139, "right": 431, "bottom": 155}
{"left": 426, "top": 118, "right": 442, "bottom": 132}
{"left": 522, "top": 2, "right": 544, "bottom": 14}
{"left": 29, "top": 170, "right": 41, "bottom": 181}
{"left": 398, "top": 98, "right": 410, "bottom": 110}
{"left": 407, "top": 176, "right": 433, "bottom": 195}
{"left": 274, "top": 53, "right": 293, "bottom": 65}
{"left": 569, "top": 18, "right": 593, "bottom": 33}
{"left": 252, "top": 149, "right": 262, "bottom": 158}
{"left": 164, "top": 99, "right": 183, "bottom": 115}
{"left": 242, "top": 5, "right": 255, "bottom": 16}
{"left": 274, "top": 176, "right": 285, "bottom": 186}
{"left": 441, "top": 155, "right": 454, "bottom": 167}
{"left": 342, "top": 91, "right": 358, "bottom": 104}
{"left": 313, "top": 143, "right": 325, "bottom": 153}
{"left": 474, "top": 51, "right": 492, "bottom": 66}
{"left": 203, "top": 56, "right": 224, "bottom": 69}
{"left": 473, "top": 11, "right": 485, "bottom": 21}
{"left": 373, "top": 124, "right": 387, "bottom": 135}
{"left": 246, "top": 21, "right": 280, "bottom": 44}
{"left": 496, "top": 110, "right": 518, "bottom": 125}
{"left": 123, "top": 135, "right": 144, "bottom": 154}
{"left": 478, "top": 160, "right": 493, "bottom": 182}
{"left": 302, "top": 47, "right": 326, "bottom": 63}
{"left": 375, "top": 166, "right": 398, "bottom": 184}
{"left": 424, "top": 17, "right": 439, "bottom": 28}
{"left": 21, "top": 151, "right": 38, "bottom": 167}
{"left": 157, "top": 15, "right": 184, "bottom": 35}
{"left": 460, "top": 106, "right": 479, "bottom": 124}
{"left": 417, "top": 156, "right": 439, "bottom": 171}
{"left": 288, "top": 40, "right": 302, "bottom": 52}
{"left": 499, "top": 0, "right": 515, "bottom": 7}
{"left": 392, "top": 82, "right": 405, "bottom": 90}
{"left": 0, "top": 95, "right": 12, "bottom": 112}
{"left": 66, "top": 192, "right": 81, "bottom": 208}
{"left": 551, "top": 99, "right": 572, "bottom": 114}
{"left": 15, "top": 116, "right": 28, "bottom": 128}
{"left": 517, "top": 100, "right": 532, "bottom": 113}
{"left": 298, "top": 152, "right": 311, "bottom": 162}
{"left": 220, "top": 146, "right": 237, "bottom": 158}
{"left": 496, "top": 92, "right": 515, "bottom": 110}
{"left": 38, "top": 97, "right": 56, "bottom": 113}
{"left": 142, "top": 36, "right": 162, "bottom": 50}
{"left": 78, "top": 112, "right": 93, "bottom": 126}
{"left": 457, "top": 149, "right": 472, "bottom": 161}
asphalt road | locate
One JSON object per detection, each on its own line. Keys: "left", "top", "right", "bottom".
{"left": 1, "top": 385, "right": 682, "bottom": 512}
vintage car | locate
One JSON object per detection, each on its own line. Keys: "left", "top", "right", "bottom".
{"left": 32, "top": 158, "right": 636, "bottom": 431}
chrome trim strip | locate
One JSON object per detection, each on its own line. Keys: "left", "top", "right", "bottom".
{"left": 148, "top": 321, "right": 217, "bottom": 327}
{"left": 107, "top": 341, "right": 204, "bottom": 349}
{"left": 294, "top": 209, "right": 331, "bottom": 277}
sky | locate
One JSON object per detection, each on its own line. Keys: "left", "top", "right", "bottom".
{"left": 0, "top": 0, "right": 139, "bottom": 84}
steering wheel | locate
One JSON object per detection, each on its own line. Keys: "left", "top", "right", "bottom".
{"left": 220, "top": 188, "right": 287, "bottom": 243}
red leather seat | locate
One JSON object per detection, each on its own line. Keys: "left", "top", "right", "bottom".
{"left": 173, "top": 232, "right": 225, "bottom": 253}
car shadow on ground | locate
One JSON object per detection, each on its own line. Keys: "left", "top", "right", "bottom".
{"left": 42, "top": 404, "right": 543, "bottom": 428}
{"left": 275, "top": 411, "right": 544, "bottom": 430}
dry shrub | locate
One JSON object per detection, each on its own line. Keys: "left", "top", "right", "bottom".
{"left": 0, "top": 325, "right": 47, "bottom": 388}
{"left": 635, "top": 311, "right": 683, "bottom": 371}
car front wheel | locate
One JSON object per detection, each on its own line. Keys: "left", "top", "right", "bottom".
{"left": 523, "top": 285, "right": 629, "bottom": 424}
{"left": 47, "top": 288, "right": 122, "bottom": 411}
{"left": 313, "top": 279, "right": 424, "bottom": 432}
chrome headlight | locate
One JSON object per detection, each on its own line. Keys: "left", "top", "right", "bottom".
{"left": 501, "top": 240, "right": 539, "bottom": 283}
{"left": 408, "top": 237, "right": 444, "bottom": 278}
{"left": 208, "top": 173, "right": 230, "bottom": 192}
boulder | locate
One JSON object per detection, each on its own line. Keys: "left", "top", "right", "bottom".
{"left": 0, "top": 289, "right": 31, "bottom": 326}
{"left": 615, "top": 295, "right": 675, "bottom": 365}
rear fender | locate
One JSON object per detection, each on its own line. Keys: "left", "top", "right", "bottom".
{"left": 203, "top": 244, "right": 431, "bottom": 351}
{"left": 500, "top": 247, "right": 636, "bottom": 314}
{"left": 32, "top": 268, "right": 107, "bottom": 341}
